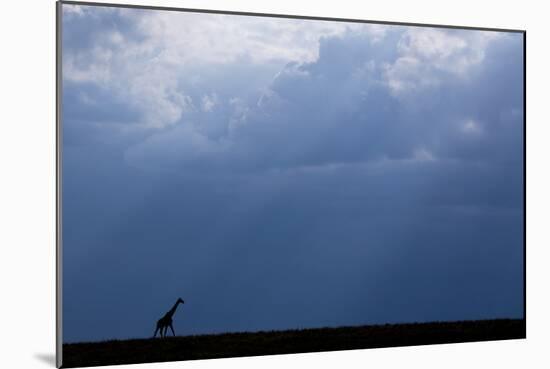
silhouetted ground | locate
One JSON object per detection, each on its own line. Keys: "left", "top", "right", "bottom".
{"left": 62, "top": 319, "right": 525, "bottom": 368}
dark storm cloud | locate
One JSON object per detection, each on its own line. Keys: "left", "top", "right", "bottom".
{"left": 125, "top": 31, "right": 523, "bottom": 174}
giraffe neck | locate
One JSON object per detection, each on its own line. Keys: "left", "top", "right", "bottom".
{"left": 166, "top": 300, "right": 181, "bottom": 318}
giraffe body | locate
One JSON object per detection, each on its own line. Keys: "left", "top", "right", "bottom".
{"left": 154, "top": 298, "right": 184, "bottom": 338}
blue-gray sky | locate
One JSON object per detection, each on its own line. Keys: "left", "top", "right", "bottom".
{"left": 61, "top": 4, "right": 524, "bottom": 343}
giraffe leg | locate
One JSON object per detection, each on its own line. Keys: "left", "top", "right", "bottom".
{"left": 169, "top": 323, "right": 175, "bottom": 336}
{"left": 153, "top": 323, "right": 162, "bottom": 338}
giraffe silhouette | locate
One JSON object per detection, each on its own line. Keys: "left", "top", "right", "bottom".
{"left": 153, "top": 298, "right": 185, "bottom": 338}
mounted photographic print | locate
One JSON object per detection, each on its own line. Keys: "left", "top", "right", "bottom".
{"left": 56, "top": 1, "right": 526, "bottom": 367}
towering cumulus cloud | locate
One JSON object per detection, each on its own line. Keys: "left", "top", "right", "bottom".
{"left": 62, "top": 4, "right": 523, "bottom": 342}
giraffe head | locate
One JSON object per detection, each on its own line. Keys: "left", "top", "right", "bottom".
{"left": 177, "top": 297, "right": 185, "bottom": 304}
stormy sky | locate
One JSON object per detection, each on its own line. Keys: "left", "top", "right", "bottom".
{"left": 61, "top": 4, "right": 524, "bottom": 343}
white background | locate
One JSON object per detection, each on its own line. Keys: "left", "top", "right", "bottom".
{"left": 0, "top": 0, "right": 548, "bottom": 368}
